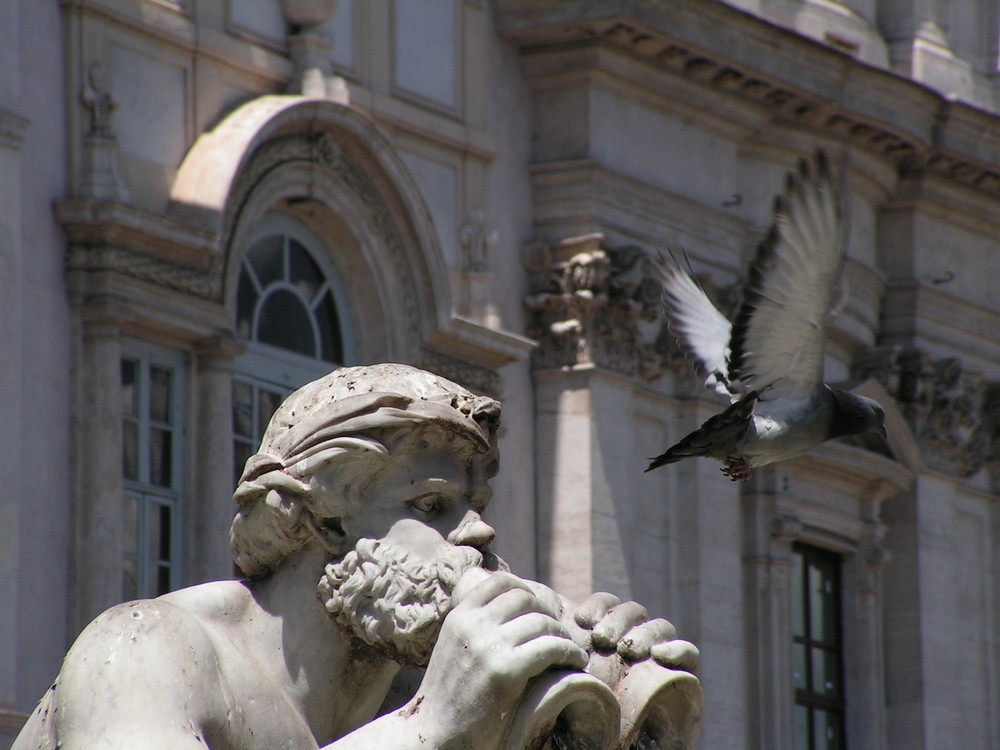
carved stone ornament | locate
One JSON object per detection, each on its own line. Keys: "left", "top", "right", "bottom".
{"left": 524, "top": 234, "right": 690, "bottom": 380}
{"left": 13, "top": 363, "right": 702, "bottom": 750}
{"left": 855, "top": 346, "right": 1000, "bottom": 481}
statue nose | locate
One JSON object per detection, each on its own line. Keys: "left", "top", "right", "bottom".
{"left": 448, "top": 513, "right": 496, "bottom": 549}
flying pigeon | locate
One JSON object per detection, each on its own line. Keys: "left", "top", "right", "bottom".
{"left": 646, "top": 151, "right": 887, "bottom": 481}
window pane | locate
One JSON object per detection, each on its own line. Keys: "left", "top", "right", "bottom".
{"left": 794, "top": 705, "right": 810, "bottom": 750}
{"left": 123, "top": 557, "right": 139, "bottom": 601}
{"left": 811, "top": 648, "right": 840, "bottom": 696}
{"left": 121, "top": 359, "right": 138, "bottom": 416}
{"left": 289, "top": 239, "right": 324, "bottom": 302}
{"left": 124, "top": 493, "right": 140, "bottom": 557}
{"left": 233, "top": 380, "right": 254, "bottom": 439}
{"left": 149, "top": 427, "right": 173, "bottom": 488}
{"left": 237, "top": 269, "right": 259, "bottom": 339}
{"left": 123, "top": 420, "right": 139, "bottom": 481}
{"left": 149, "top": 366, "right": 172, "bottom": 423}
{"left": 793, "top": 642, "right": 808, "bottom": 690}
{"left": 148, "top": 502, "right": 172, "bottom": 562}
{"left": 257, "top": 289, "right": 316, "bottom": 356}
{"left": 257, "top": 388, "right": 284, "bottom": 438}
{"left": 316, "top": 290, "right": 344, "bottom": 363}
{"left": 152, "top": 564, "right": 172, "bottom": 598}
{"left": 813, "top": 708, "right": 842, "bottom": 750}
{"left": 247, "top": 235, "right": 285, "bottom": 287}
{"left": 809, "top": 558, "right": 839, "bottom": 644}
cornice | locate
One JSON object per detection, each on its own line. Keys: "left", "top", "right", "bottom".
{"left": 56, "top": 199, "right": 221, "bottom": 299}
{"left": 495, "top": 0, "right": 1000, "bottom": 202}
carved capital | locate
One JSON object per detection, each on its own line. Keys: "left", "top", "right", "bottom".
{"left": 523, "top": 235, "right": 679, "bottom": 379}
{"left": 855, "top": 346, "right": 1000, "bottom": 480}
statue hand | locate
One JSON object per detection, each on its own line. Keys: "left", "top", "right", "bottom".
{"left": 573, "top": 592, "right": 700, "bottom": 674}
{"left": 406, "top": 571, "right": 589, "bottom": 749}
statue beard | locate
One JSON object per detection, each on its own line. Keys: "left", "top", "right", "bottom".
{"left": 317, "top": 537, "right": 491, "bottom": 669}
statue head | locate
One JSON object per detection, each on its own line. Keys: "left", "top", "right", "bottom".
{"left": 230, "top": 363, "right": 499, "bottom": 576}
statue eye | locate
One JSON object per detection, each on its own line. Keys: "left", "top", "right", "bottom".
{"left": 409, "top": 494, "right": 442, "bottom": 515}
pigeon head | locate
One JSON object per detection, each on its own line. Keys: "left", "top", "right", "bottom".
{"left": 828, "top": 389, "right": 887, "bottom": 441}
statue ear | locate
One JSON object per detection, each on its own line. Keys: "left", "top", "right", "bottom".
{"left": 306, "top": 512, "right": 349, "bottom": 557}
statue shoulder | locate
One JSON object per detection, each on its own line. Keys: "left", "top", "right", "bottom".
{"left": 49, "top": 595, "right": 234, "bottom": 747}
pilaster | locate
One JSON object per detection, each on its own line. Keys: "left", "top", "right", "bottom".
{"left": 187, "top": 335, "right": 245, "bottom": 585}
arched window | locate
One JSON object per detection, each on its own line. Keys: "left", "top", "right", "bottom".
{"left": 232, "top": 213, "right": 354, "bottom": 483}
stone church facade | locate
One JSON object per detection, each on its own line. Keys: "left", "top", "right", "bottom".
{"left": 1, "top": 1, "right": 998, "bottom": 749}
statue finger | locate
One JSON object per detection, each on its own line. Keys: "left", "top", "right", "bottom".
{"left": 650, "top": 639, "right": 700, "bottom": 674}
{"left": 591, "top": 601, "right": 648, "bottom": 651}
{"left": 453, "top": 571, "right": 534, "bottom": 612}
{"left": 502, "top": 612, "right": 571, "bottom": 647}
{"left": 573, "top": 592, "right": 622, "bottom": 629}
{"left": 515, "top": 635, "right": 590, "bottom": 676}
{"left": 616, "top": 618, "right": 677, "bottom": 661}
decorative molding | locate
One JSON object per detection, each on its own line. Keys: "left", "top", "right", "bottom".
{"left": 523, "top": 234, "right": 680, "bottom": 380}
{"left": 855, "top": 347, "right": 1000, "bottom": 481}
{"left": 56, "top": 199, "right": 220, "bottom": 301}
{"left": 418, "top": 346, "right": 502, "bottom": 398}
{"left": 498, "top": 4, "right": 1000, "bottom": 202}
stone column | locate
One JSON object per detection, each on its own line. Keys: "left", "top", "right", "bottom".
{"left": 742, "top": 473, "right": 797, "bottom": 750}
{"left": 187, "top": 335, "right": 243, "bottom": 585}
{"left": 71, "top": 312, "right": 125, "bottom": 634}
{"left": 844, "top": 501, "right": 891, "bottom": 750}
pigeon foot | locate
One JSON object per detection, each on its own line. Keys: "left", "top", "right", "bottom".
{"left": 721, "top": 456, "right": 751, "bottom": 482}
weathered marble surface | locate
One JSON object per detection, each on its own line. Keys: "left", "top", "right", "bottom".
{"left": 14, "top": 364, "right": 701, "bottom": 749}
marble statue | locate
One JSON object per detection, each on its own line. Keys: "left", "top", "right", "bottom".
{"left": 14, "top": 364, "right": 702, "bottom": 749}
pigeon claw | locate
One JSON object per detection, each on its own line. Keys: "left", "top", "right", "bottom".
{"left": 721, "top": 456, "right": 751, "bottom": 482}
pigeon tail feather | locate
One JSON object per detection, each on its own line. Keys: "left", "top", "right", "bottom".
{"left": 645, "top": 391, "right": 759, "bottom": 472}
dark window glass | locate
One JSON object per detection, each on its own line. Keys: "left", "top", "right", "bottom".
{"left": 149, "top": 427, "right": 173, "bottom": 488}
{"left": 316, "top": 291, "right": 344, "bottom": 363}
{"left": 236, "top": 269, "right": 259, "bottom": 339}
{"left": 257, "top": 289, "right": 316, "bottom": 356}
{"left": 247, "top": 235, "right": 284, "bottom": 287}
{"left": 121, "top": 359, "right": 138, "bottom": 416}
{"left": 149, "top": 366, "right": 172, "bottom": 423}
{"left": 289, "top": 239, "right": 324, "bottom": 301}
{"left": 793, "top": 544, "right": 845, "bottom": 750}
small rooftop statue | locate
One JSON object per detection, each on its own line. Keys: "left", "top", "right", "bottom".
{"left": 14, "top": 364, "right": 702, "bottom": 749}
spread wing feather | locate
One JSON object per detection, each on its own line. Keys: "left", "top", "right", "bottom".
{"left": 654, "top": 254, "right": 735, "bottom": 399}
{"left": 727, "top": 152, "right": 844, "bottom": 402}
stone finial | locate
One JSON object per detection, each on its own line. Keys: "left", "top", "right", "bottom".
{"left": 281, "top": 0, "right": 338, "bottom": 31}
{"left": 282, "top": 0, "right": 348, "bottom": 101}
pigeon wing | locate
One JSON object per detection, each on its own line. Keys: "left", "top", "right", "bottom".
{"left": 655, "top": 255, "right": 735, "bottom": 399}
{"left": 728, "top": 152, "right": 844, "bottom": 402}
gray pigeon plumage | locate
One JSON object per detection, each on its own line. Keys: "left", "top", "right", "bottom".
{"left": 646, "top": 151, "right": 887, "bottom": 481}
